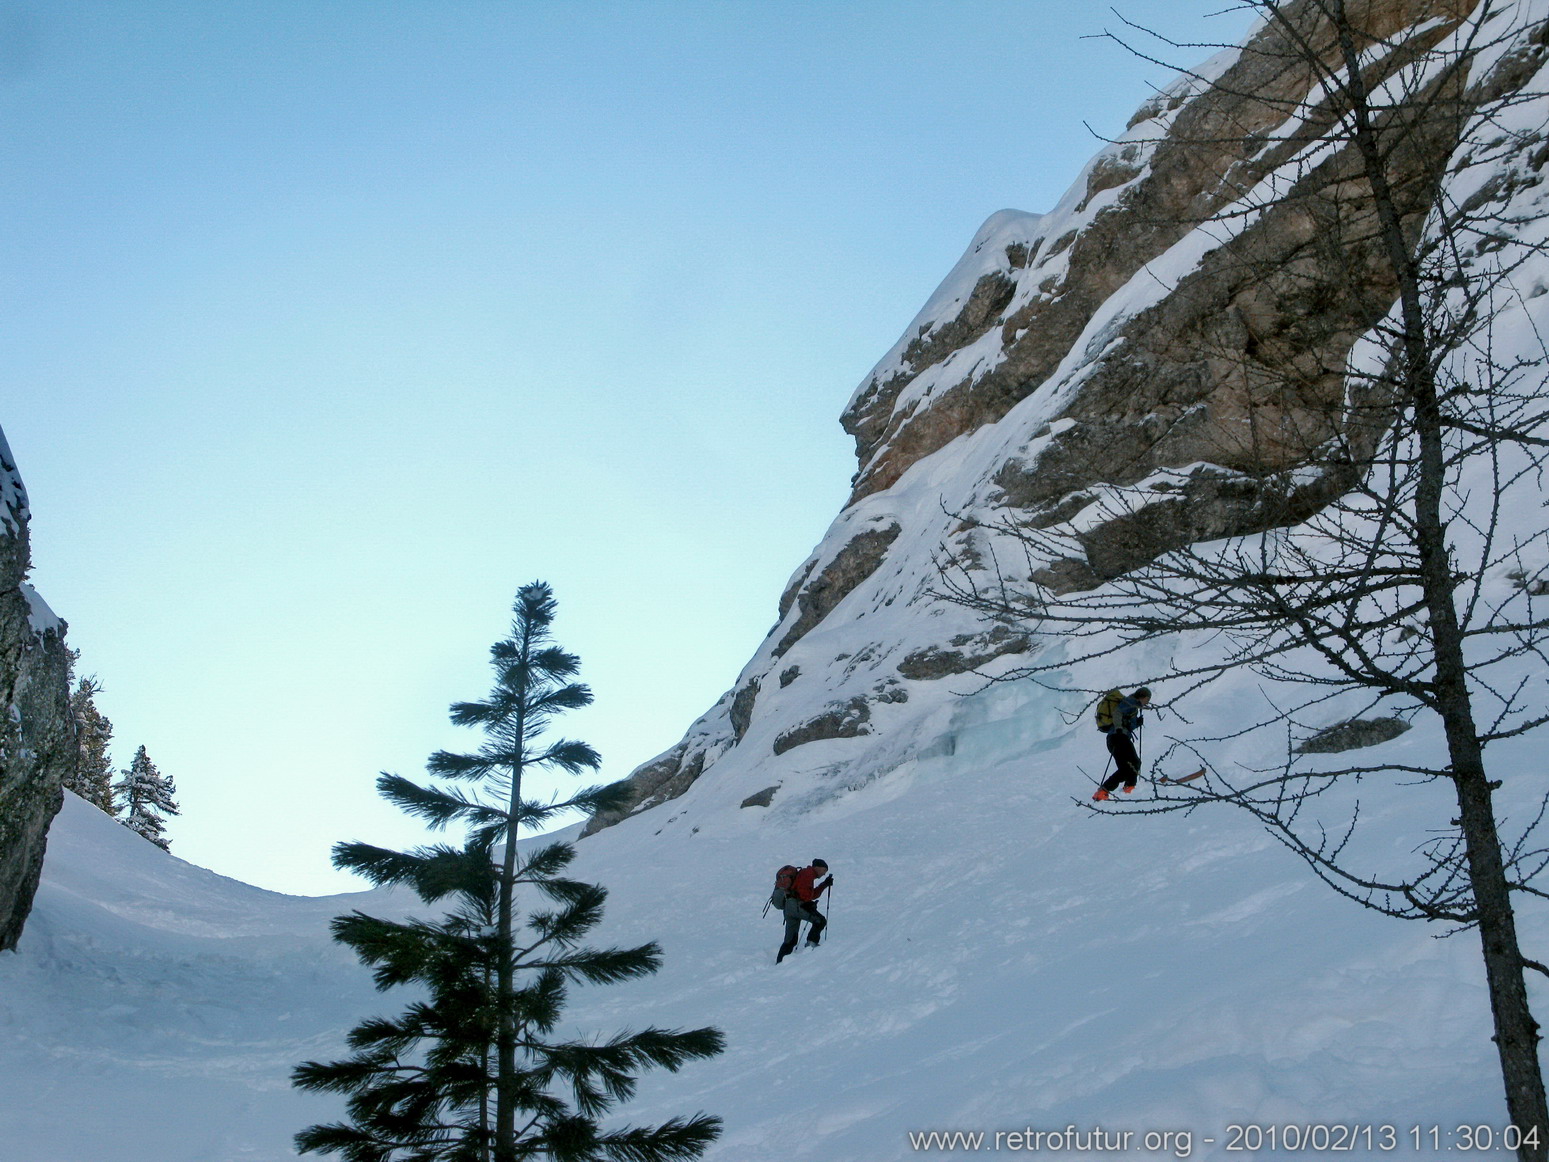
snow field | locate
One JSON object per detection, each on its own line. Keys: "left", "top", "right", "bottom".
{"left": 0, "top": 668, "right": 1524, "bottom": 1161}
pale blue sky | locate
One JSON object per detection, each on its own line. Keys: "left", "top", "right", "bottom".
{"left": 2, "top": 0, "right": 1252, "bottom": 894}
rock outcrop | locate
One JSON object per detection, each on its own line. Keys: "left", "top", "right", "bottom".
{"left": 1296, "top": 717, "right": 1413, "bottom": 754}
{"left": 844, "top": 0, "right": 1487, "bottom": 509}
{"left": 0, "top": 427, "right": 73, "bottom": 952}
{"left": 586, "top": 0, "right": 1547, "bottom": 834}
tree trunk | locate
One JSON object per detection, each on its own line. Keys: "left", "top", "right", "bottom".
{"left": 493, "top": 625, "right": 533, "bottom": 1162}
{"left": 1326, "top": 5, "right": 1548, "bottom": 1149}
{"left": 494, "top": 757, "right": 523, "bottom": 1162}
{"left": 1409, "top": 247, "right": 1548, "bottom": 1158}
{"left": 1453, "top": 755, "right": 1549, "bottom": 1157}
{"left": 1421, "top": 471, "right": 1547, "bottom": 1153}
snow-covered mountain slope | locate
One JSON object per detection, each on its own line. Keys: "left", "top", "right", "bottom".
{"left": 0, "top": 708, "right": 1531, "bottom": 1161}
{"left": 588, "top": 0, "right": 1549, "bottom": 836}
{"left": 8, "top": 2, "right": 1549, "bottom": 1158}
{"left": 0, "top": 797, "right": 388, "bottom": 1161}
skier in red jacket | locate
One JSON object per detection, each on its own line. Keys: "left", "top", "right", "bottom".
{"left": 777, "top": 859, "right": 832, "bottom": 964}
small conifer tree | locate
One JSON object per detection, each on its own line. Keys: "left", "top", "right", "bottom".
{"left": 293, "top": 581, "right": 723, "bottom": 1162}
{"left": 66, "top": 664, "right": 118, "bottom": 815}
{"left": 114, "top": 745, "right": 178, "bottom": 851}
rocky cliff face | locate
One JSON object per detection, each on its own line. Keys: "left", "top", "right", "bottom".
{"left": 587, "top": 0, "right": 1548, "bottom": 835}
{"left": 0, "top": 428, "right": 72, "bottom": 952}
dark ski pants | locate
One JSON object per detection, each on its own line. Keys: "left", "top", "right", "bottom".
{"left": 1101, "top": 731, "right": 1141, "bottom": 793}
{"left": 779, "top": 898, "right": 826, "bottom": 959}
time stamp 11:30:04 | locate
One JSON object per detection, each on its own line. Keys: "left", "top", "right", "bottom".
{"left": 1221, "top": 1123, "right": 1541, "bottom": 1152}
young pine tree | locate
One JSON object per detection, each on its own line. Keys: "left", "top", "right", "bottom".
{"left": 113, "top": 744, "right": 178, "bottom": 851}
{"left": 66, "top": 667, "right": 118, "bottom": 815}
{"left": 293, "top": 581, "right": 723, "bottom": 1162}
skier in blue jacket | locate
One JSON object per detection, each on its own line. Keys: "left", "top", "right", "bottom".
{"left": 1094, "top": 688, "right": 1150, "bottom": 800}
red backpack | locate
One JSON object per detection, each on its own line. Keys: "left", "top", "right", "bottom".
{"left": 770, "top": 865, "right": 800, "bottom": 909}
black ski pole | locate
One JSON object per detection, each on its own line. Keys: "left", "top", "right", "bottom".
{"left": 1096, "top": 752, "right": 1114, "bottom": 790}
